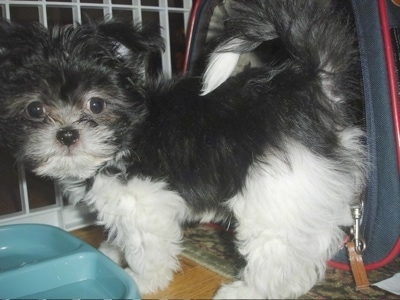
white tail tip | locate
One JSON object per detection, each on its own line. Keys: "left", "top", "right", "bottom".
{"left": 201, "top": 52, "right": 240, "bottom": 95}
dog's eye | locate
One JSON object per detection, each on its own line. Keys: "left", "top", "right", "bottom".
{"left": 87, "top": 97, "right": 106, "bottom": 114}
{"left": 26, "top": 102, "right": 46, "bottom": 119}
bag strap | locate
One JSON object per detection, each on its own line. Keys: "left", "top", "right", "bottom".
{"left": 183, "top": 0, "right": 223, "bottom": 75}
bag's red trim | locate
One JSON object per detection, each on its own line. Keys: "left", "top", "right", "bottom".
{"left": 183, "top": 0, "right": 201, "bottom": 74}
{"left": 327, "top": 258, "right": 351, "bottom": 271}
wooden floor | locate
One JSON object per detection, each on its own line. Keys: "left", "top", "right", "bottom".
{"left": 71, "top": 225, "right": 230, "bottom": 299}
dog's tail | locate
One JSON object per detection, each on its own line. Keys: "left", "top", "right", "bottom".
{"left": 201, "top": 0, "right": 359, "bottom": 99}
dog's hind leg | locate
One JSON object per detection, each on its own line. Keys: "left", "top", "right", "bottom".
{"left": 218, "top": 140, "right": 362, "bottom": 299}
{"left": 86, "top": 174, "right": 188, "bottom": 295}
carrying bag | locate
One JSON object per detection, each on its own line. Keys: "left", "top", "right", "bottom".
{"left": 329, "top": 0, "right": 400, "bottom": 271}
{"left": 183, "top": 0, "right": 400, "bottom": 272}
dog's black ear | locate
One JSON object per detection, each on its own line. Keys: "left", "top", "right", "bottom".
{"left": 0, "top": 19, "right": 46, "bottom": 60}
{"left": 94, "top": 20, "right": 165, "bottom": 81}
{"left": 98, "top": 21, "right": 165, "bottom": 53}
{"left": 0, "top": 19, "right": 13, "bottom": 55}
{"left": 97, "top": 20, "right": 165, "bottom": 62}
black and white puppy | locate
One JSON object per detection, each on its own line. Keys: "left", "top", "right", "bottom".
{"left": 0, "top": 0, "right": 367, "bottom": 298}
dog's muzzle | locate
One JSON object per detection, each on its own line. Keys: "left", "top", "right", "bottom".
{"left": 56, "top": 127, "right": 80, "bottom": 146}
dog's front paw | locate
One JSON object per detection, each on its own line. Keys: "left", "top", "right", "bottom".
{"left": 124, "top": 266, "right": 173, "bottom": 295}
{"left": 214, "top": 281, "right": 264, "bottom": 299}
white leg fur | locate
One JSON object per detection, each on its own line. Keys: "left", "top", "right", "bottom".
{"left": 217, "top": 136, "right": 365, "bottom": 299}
{"left": 85, "top": 174, "right": 188, "bottom": 295}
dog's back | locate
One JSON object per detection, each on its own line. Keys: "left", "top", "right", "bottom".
{"left": 139, "top": 0, "right": 366, "bottom": 214}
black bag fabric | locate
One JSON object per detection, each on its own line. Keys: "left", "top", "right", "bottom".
{"left": 183, "top": 0, "right": 400, "bottom": 270}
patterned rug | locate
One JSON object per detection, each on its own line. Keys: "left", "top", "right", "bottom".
{"left": 181, "top": 223, "right": 400, "bottom": 299}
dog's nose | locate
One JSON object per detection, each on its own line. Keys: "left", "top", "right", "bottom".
{"left": 56, "top": 128, "right": 80, "bottom": 146}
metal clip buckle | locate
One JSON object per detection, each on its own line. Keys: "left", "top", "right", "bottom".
{"left": 350, "top": 202, "right": 366, "bottom": 254}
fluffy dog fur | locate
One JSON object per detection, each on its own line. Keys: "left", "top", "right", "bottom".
{"left": 0, "top": 0, "right": 367, "bottom": 298}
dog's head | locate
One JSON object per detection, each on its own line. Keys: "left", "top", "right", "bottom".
{"left": 0, "top": 20, "right": 163, "bottom": 180}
